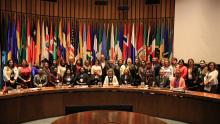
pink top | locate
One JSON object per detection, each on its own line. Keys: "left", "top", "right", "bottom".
{"left": 170, "top": 77, "right": 186, "bottom": 90}
{"left": 178, "top": 66, "right": 187, "bottom": 79}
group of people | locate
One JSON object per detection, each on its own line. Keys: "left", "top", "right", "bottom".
{"left": 2, "top": 54, "right": 219, "bottom": 93}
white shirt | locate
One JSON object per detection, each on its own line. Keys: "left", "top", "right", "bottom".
{"left": 91, "top": 65, "right": 102, "bottom": 76}
{"left": 161, "top": 65, "right": 173, "bottom": 79}
{"left": 103, "top": 75, "right": 119, "bottom": 87}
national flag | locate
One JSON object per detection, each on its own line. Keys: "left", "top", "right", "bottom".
{"left": 61, "top": 21, "right": 66, "bottom": 60}
{"left": 136, "top": 23, "right": 143, "bottom": 53}
{"left": 98, "top": 24, "right": 102, "bottom": 55}
{"left": 41, "top": 21, "right": 47, "bottom": 60}
{"left": 109, "top": 23, "right": 114, "bottom": 60}
{"left": 7, "top": 19, "right": 12, "bottom": 61}
{"left": 90, "top": 24, "right": 96, "bottom": 63}
{"left": 160, "top": 23, "right": 164, "bottom": 59}
{"left": 58, "top": 20, "right": 63, "bottom": 46}
{"left": 106, "top": 23, "right": 111, "bottom": 59}
{"left": 164, "top": 23, "right": 169, "bottom": 57}
{"left": 122, "top": 23, "right": 127, "bottom": 60}
{"left": 143, "top": 23, "right": 147, "bottom": 46}
{"left": 155, "top": 23, "right": 160, "bottom": 48}
{"left": 36, "top": 19, "right": 41, "bottom": 65}
{"left": 93, "top": 26, "right": 98, "bottom": 54}
{"left": 71, "top": 21, "right": 78, "bottom": 58}
{"left": 127, "top": 22, "right": 131, "bottom": 58}
{"left": 53, "top": 23, "right": 58, "bottom": 60}
{"left": 130, "top": 23, "right": 136, "bottom": 63}
{"left": 12, "top": 22, "right": 18, "bottom": 63}
{"left": 45, "top": 21, "right": 50, "bottom": 60}
{"left": 101, "top": 24, "right": 107, "bottom": 58}
{"left": 26, "top": 18, "right": 31, "bottom": 63}
{"left": 83, "top": 23, "right": 87, "bottom": 61}
{"left": 150, "top": 23, "right": 156, "bottom": 59}
{"left": 16, "top": 18, "right": 21, "bottom": 63}
{"left": 135, "top": 23, "right": 140, "bottom": 52}
{"left": 79, "top": 22, "right": 83, "bottom": 59}
{"left": 49, "top": 21, "right": 54, "bottom": 62}
{"left": 21, "top": 19, "right": 26, "bottom": 60}
{"left": 93, "top": 26, "right": 98, "bottom": 62}
{"left": 67, "top": 20, "right": 74, "bottom": 60}
{"left": 86, "top": 23, "right": 91, "bottom": 61}
{"left": 2, "top": 17, "right": 8, "bottom": 65}
{"left": 146, "top": 24, "right": 151, "bottom": 62}
{"left": 31, "top": 20, "right": 37, "bottom": 65}
{"left": 118, "top": 24, "right": 123, "bottom": 59}
{"left": 114, "top": 23, "right": 118, "bottom": 59}
{"left": 169, "top": 21, "right": 173, "bottom": 58}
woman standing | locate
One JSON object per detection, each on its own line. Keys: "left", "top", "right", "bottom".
{"left": 177, "top": 59, "right": 187, "bottom": 80}
{"left": 18, "top": 59, "right": 32, "bottom": 88}
{"left": 204, "top": 62, "right": 218, "bottom": 93}
{"left": 186, "top": 59, "right": 199, "bottom": 90}
{"left": 3, "top": 60, "right": 18, "bottom": 89}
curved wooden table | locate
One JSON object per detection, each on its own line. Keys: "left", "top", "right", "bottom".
{"left": 52, "top": 110, "right": 167, "bottom": 124}
{"left": 0, "top": 86, "right": 220, "bottom": 124}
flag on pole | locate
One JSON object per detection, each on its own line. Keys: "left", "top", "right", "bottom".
{"left": 169, "top": 21, "right": 173, "bottom": 58}
{"left": 160, "top": 23, "right": 164, "bottom": 59}
{"left": 110, "top": 23, "right": 114, "bottom": 60}
{"left": 164, "top": 23, "right": 169, "bottom": 57}
{"left": 122, "top": 23, "right": 127, "bottom": 60}
{"left": 36, "top": 19, "right": 41, "bottom": 65}
{"left": 106, "top": 23, "right": 111, "bottom": 59}
{"left": 137, "top": 23, "right": 143, "bottom": 53}
{"left": 93, "top": 27, "right": 98, "bottom": 62}
{"left": 86, "top": 23, "right": 91, "bottom": 61}
{"left": 114, "top": 23, "right": 119, "bottom": 60}
{"left": 12, "top": 22, "right": 18, "bottom": 63}
{"left": 7, "top": 19, "right": 12, "bottom": 61}
{"left": 21, "top": 19, "right": 26, "bottom": 61}
{"left": 130, "top": 22, "right": 136, "bottom": 63}
{"left": 97, "top": 24, "right": 102, "bottom": 56}
{"left": 53, "top": 23, "right": 58, "bottom": 60}
{"left": 146, "top": 24, "right": 151, "bottom": 62}
{"left": 16, "top": 18, "right": 21, "bottom": 63}
{"left": 49, "top": 21, "right": 54, "bottom": 62}
{"left": 26, "top": 18, "right": 31, "bottom": 63}
{"left": 31, "top": 20, "right": 36, "bottom": 65}
{"left": 79, "top": 22, "right": 83, "bottom": 59}
{"left": 118, "top": 24, "right": 123, "bottom": 59}
{"left": 41, "top": 21, "right": 47, "bottom": 60}
{"left": 83, "top": 23, "right": 87, "bottom": 61}
{"left": 135, "top": 23, "right": 140, "bottom": 53}
{"left": 101, "top": 24, "right": 107, "bottom": 58}
{"left": 127, "top": 22, "right": 131, "bottom": 58}
{"left": 58, "top": 20, "right": 63, "bottom": 47}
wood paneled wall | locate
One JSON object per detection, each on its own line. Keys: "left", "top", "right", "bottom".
{"left": 0, "top": 0, "right": 175, "bottom": 20}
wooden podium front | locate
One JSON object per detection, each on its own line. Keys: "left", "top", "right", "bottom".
{"left": 0, "top": 87, "right": 220, "bottom": 124}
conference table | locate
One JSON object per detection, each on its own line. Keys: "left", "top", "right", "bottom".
{"left": 0, "top": 86, "right": 220, "bottom": 124}
{"left": 51, "top": 110, "right": 167, "bottom": 124}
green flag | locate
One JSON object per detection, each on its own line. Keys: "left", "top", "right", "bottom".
{"left": 169, "top": 23, "right": 173, "bottom": 58}
{"left": 143, "top": 23, "right": 147, "bottom": 46}
{"left": 21, "top": 20, "right": 26, "bottom": 61}
{"left": 155, "top": 23, "right": 160, "bottom": 48}
{"left": 106, "top": 23, "right": 111, "bottom": 59}
{"left": 98, "top": 23, "right": 102, "bottom": 53}
{"left": 53, "top": 24, "right": 58, "bottom": 60}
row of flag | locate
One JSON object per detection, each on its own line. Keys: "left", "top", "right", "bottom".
{"left": 1, "top": 16, "right": 174, "bottom": 65}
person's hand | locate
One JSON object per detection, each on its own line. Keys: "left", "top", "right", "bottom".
{"left": 204, "top": 81, "right": 209, "bottom": 85}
